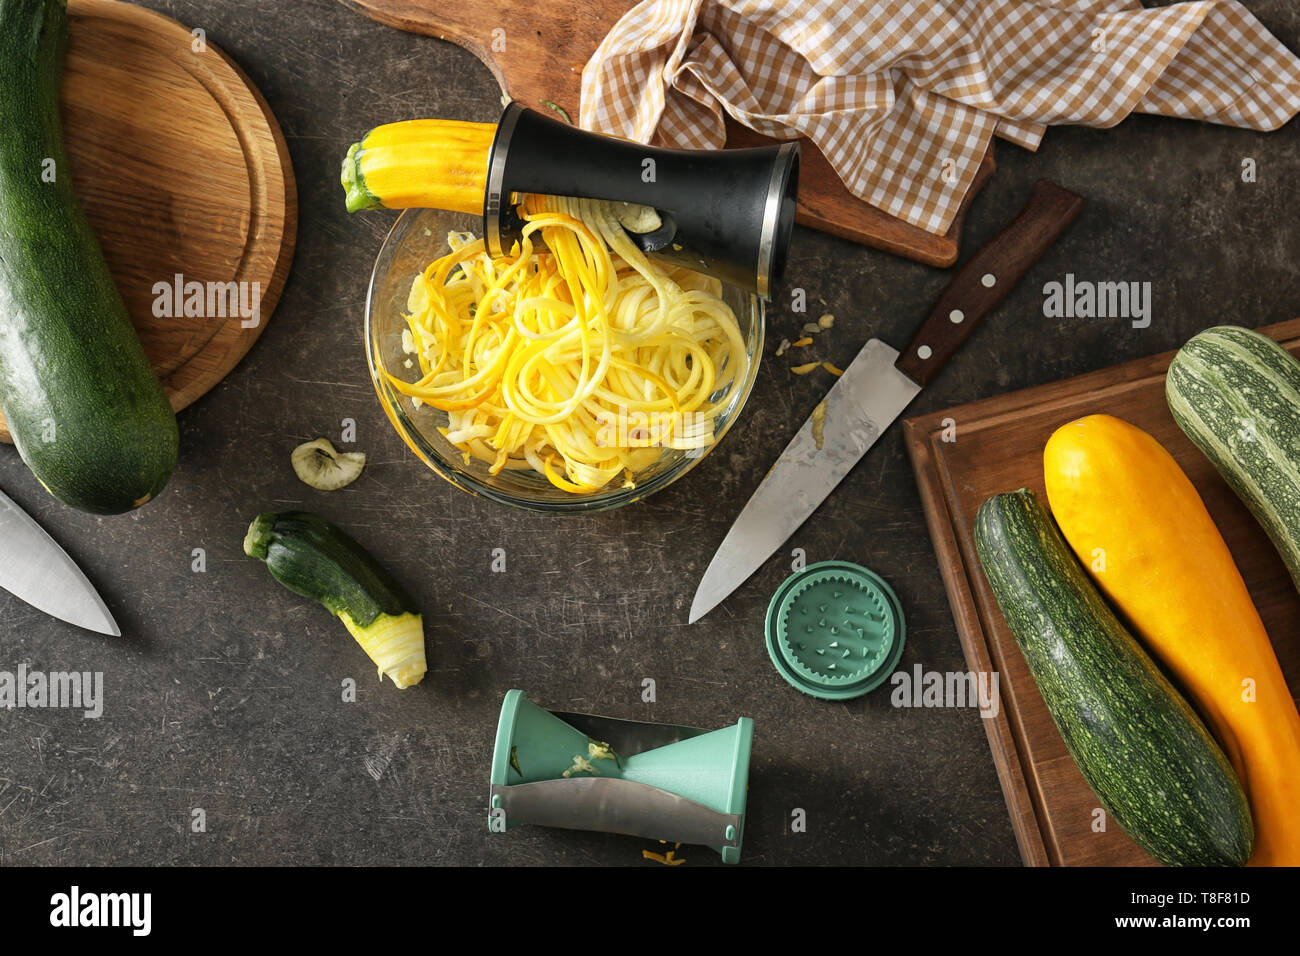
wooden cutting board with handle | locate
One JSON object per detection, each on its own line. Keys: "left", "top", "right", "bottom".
{"left": 902, "top": 319, "right": 1300, "bottom": 866}
{"left": 0, "top": 0, "right": 297, "bottom": 443}
{"left": 341, "top": 0, "right": 994, "bottom": 267}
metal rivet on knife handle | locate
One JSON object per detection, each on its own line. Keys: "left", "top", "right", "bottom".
{"left": 893, "top": 179, "right": 1085, "bottom": 389}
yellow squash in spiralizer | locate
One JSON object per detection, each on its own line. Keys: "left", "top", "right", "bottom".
{"left": 341, "top": 118, "right": 493, "bottom": 214}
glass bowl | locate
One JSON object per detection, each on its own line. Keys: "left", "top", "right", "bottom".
{"left": 364, "top": 208, "right": 765, "bottom": 514}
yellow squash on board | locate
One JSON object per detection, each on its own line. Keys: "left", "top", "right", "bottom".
{"left": 1043, "top": 414, "right": 1300, "bottom": 866}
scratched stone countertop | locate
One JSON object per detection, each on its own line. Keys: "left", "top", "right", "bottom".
{"left": 3, "top": 0, "right": 1300, "bottom": 866}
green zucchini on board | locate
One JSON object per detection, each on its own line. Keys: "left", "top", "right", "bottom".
{"left": 974, "top": 489, "right": 1252, "bottom": 867}
{"left": 244, "top": 512, "right": 427, "bottom": 689}
{"left": 1166, "top": 325, "right": 1300, "bottom": 593}
{"left": 0, "top": 0, "right": 178, "bottom": 514}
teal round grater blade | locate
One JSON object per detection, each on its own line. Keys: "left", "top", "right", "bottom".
{"left": 765, "top": 561, "right": 906, "bottom": 700}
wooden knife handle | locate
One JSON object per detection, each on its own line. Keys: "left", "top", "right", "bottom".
{"left": 894, "top": 179, "right": 1085, "bottom": 388}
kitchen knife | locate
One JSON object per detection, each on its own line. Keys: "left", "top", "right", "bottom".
{"left": 0, "top": 488, "right": 120, "bottom": 636}
{"left": 690, "top": 179, "right": 1085, "bottom": 623}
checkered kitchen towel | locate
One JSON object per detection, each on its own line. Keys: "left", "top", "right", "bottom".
{"left": 580, "top": 1, "right": 1300, "bottom": 235}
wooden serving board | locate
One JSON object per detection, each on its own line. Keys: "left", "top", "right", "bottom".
{"left": 341, "top": 0, "right": 994, "bottom": 266}
{"left": 0, "top": 0, "right": 297, "bottom": 443}
{"left": 902, "top": 319, "right": 1300, "bottom": 867}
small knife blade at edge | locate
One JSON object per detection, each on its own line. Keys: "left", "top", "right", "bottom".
{"left": 0, "top": 489, "right": 121, "bottom": 636}
{"left": 689, "top": 179, "right": 1085, "bottom": 624}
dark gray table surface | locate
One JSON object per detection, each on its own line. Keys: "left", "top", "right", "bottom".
{"left": 3, "top": 0, "right": 1299, "bottom": 866}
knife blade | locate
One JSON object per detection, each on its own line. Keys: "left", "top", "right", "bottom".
{"left": 690, "top": 179, "right": 1085, "bottom": 623}
{"left": 0, "top": 489, "right": 120, "bottom": 636}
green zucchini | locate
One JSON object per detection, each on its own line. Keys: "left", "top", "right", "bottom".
{"left": 974, "top": 489, "right": 1252, "bottom": 866}
{"left": 244, "top": 511, "right": 426, "bottom": 688}
{"left": 1166, "top": 325, "right": 1300, "bottom": 593}
{"left": 0, "top": 0, "right": 177, "bottom": 514}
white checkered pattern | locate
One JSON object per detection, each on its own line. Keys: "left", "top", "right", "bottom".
{"left": 580, "top": 1, "right": 1300, "bottom": 235}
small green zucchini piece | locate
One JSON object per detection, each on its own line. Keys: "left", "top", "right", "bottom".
{"left": 244, "top": 511, "right": 426, "bottom": 688}
{"left": 975, "top": 489, "right": 1252, "bottom": 866}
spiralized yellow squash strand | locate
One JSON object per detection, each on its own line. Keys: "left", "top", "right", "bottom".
{"left": 381, "top": 194, "right": 748, "bottom": 493}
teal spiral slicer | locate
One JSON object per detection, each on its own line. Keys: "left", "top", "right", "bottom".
{"left": 488, "top": 690, "right": 754, "bottom": 863}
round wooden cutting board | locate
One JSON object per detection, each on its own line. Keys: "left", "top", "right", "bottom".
{"left": 0, "top": 0, "right": 297, "bottom": 443}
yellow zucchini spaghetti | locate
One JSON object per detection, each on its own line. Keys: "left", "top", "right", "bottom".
{"left": 381, "top": 194, "right": 749, "bottom": 493}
